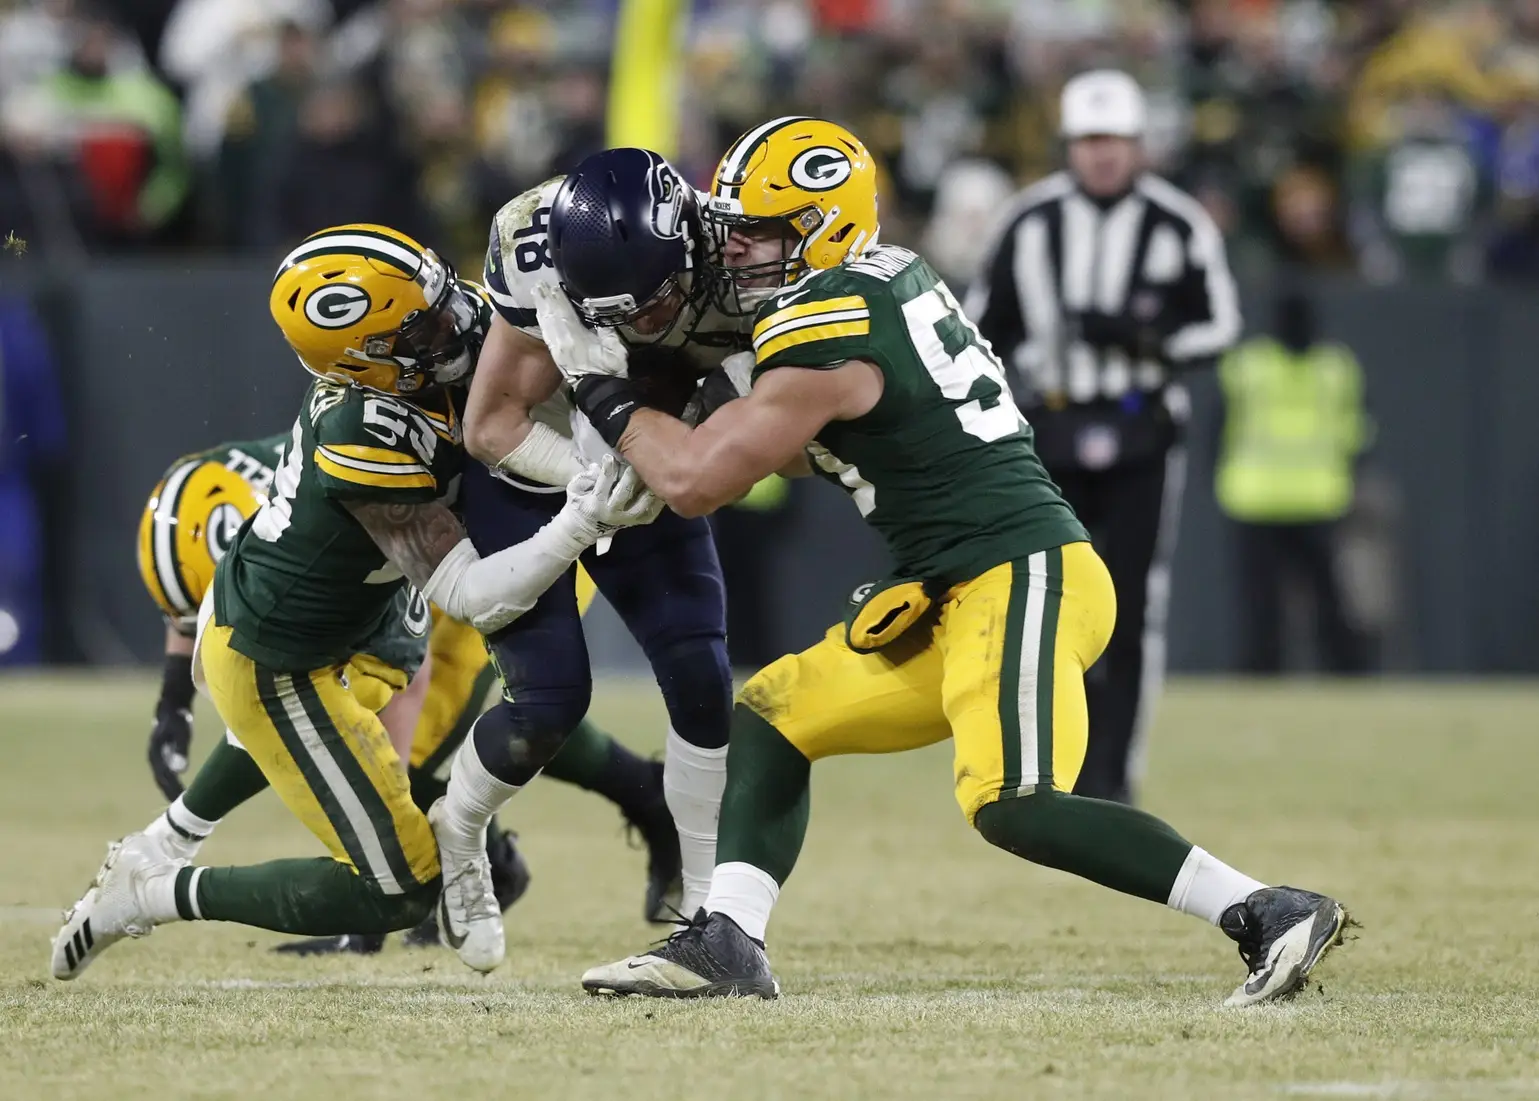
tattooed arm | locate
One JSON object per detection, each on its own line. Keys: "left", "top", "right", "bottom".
{"left": 342, "top": 456, "right": 659, "bottom": 634}
{"left": 345, "top": 500, "right": 467, "bottom": 591}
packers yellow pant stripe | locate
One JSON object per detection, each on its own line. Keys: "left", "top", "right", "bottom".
{"left": 255, "top": 667, "right": 417, "bottom": 894}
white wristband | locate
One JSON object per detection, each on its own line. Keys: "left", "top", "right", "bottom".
{"left": 496, "top": 422, "right": 584, "bottom": 488}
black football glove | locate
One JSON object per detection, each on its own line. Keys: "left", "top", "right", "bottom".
{"left": 1074, "top": 310, "right": 1166, "bottom": 361}
{"left": 150, "top": 652, "right": 196, "bottom": 799}
{"left": 149, "top": 705, "right": 193, "bottom": 800}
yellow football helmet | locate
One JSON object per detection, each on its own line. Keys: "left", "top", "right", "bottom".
{"left": 269, "top": 224, "right": 481, "bottom": 396}
{"left": 137, "top": 457, "right": 263, "bottom": 630}
{"left": 705, "top": 116, "right": 880, "bottom": 301}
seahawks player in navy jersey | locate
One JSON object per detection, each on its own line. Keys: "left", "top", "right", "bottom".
{"left": 432, "top": 149, "right": 747, "bottom": 971}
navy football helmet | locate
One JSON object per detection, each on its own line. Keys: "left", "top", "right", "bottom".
{"left": 548, "top": 147, "right": 710, "bottom": 342}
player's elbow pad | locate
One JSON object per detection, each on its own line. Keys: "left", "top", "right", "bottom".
{"left": 495, "top": 421, "right": 584, "bottom": 487}
{"left": 422, "top": 522, "right": 591, "bottom": 634}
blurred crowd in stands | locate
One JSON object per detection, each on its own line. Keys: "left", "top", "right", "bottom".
{"left": 6, "top": 0, "right": 1539, "bottom": 286}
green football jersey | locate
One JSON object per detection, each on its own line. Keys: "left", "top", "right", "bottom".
{"left": 751, "top": 245, "right": 1087, "bottom": 585}
{"left": 213, "top": 378, "right": 464, "bottom": 671}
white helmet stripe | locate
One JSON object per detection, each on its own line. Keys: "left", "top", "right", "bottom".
{"left": 276, "top": 233, "right": 423, "bottom": 278}
{"left": 717, "top": 115, "right": 816, "bottom": 189}
{"left": 151, "top": 459, "right": 200, "bottom": 617}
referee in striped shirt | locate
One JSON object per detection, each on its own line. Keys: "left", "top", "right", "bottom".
{"left": 966, "top": 70, "right": 1241, "bottom": 804}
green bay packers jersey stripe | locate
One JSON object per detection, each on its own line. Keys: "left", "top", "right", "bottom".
{"left": 752, "top": 294, "right": 869, "bottom": 342}
{"left": 717, "top": 115, "right": 814, "bottom": 198}
{"left": 317, "top": 444, "right": 429, "bottom": 473}
{"left": 314, "top": 447, "right": 436, "bottom": 490}
{"left": 753, "top": 307, "right": 871, "bottom": 353}
{"left": 756, "top": 317, "right": 872, "bottom": 362}
{"left": 150, "top": 458, "right": 202, "bottom": 617}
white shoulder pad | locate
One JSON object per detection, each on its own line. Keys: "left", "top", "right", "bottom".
{"left": 484, "top": 176, "right": 566, "bottom": 340}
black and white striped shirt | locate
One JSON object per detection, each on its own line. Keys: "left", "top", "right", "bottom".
{"left": 965, "top": 171, "right": 1241, "bottom": 406}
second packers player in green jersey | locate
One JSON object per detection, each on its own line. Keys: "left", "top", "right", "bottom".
{"left": 52, "top": 224, "right": 660, "bottom": 980}
{"left": 129, "top": 428, "right": 678, "bottom": 959}
{"left": 551, "top": 118, "right": 1351, "bottom": 1008}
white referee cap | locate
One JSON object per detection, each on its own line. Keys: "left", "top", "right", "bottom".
{"left": 1059, "top": 70, "right": 1146, "bottom": 139}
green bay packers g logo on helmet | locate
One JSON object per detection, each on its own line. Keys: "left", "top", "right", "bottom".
{"left": 270, "top": 223, "right": 485, "bottom": 396}
{"left": 789, "top": 147, "right": 853, "bottom": 192}
{"left": 304, "top": 283, "right": 373, "bottom": 329}
{"left": 205, "top": 502, "right": 247, "bottom": 559}
{"left": 707, "top": 117, "right": 880, "bottom": 302}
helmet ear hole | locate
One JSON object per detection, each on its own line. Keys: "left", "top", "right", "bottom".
{"left": 829, "top": 222, "right": 854, "bottom": 244}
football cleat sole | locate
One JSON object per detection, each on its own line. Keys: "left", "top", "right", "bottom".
{"left": 582, "top": 974, "right": 780, "bottom": 1000}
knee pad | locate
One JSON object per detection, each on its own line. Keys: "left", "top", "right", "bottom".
{"left": 472, "top": 694, "right": 588, "bottom": 785}
{"left": 482, "top": 606, "right": 592, "bottom": 754}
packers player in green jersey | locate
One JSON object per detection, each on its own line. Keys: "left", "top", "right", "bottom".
{"left": 51, "top": 224, "right": 661, "bottom": 980}
{"left": 129, "top": 429, "right": 678, "bottom": 958}
{"left": 548, "top": 118, "right": 1351, "bottom": 1008}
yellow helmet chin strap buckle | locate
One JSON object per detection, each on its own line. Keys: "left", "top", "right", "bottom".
{"left": 845, "top": 577, "right": 934, "bottom": 653}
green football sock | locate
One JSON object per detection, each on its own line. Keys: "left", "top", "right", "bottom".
{"left": 181, "top": 739, "right": 270, "bottom": 822}
{"left": 175, "top": 859, "right": 439, "bottom": 934}
{"left": 974, "top": 790, "right": 1193, "bottom": 904}
{"left": 542, "top": 717, "right": 659, "bottom": 819}
{"left": 715, "top": 706, "right": 811, "bottom": 886}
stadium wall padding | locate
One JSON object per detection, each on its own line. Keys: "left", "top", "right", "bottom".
{"left": 8, "top": 264, "right": 1537, "bottom": 673}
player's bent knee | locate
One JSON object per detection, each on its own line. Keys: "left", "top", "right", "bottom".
{"left": 472, "top": 697, "right": 584, "bottom": 783}
{"left": 351, "top": 874, "right": 441, "bottom": 934}
{"left": 650, "top": 635, "right": 732, "bottom": 748}
{"left": 972, "top": 790, "right": 1068, "bottom": 863}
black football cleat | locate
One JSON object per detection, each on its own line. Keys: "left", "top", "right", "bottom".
{"left": 272, "top": 932, "right": 386, "bottom": 957}
{"left": 624, "top": 760, "right": 683, "bottom": 924}
{"left": 487, "top": 823, "right": 532, "bottom": 911}
{"left": 1220, "top": 886, "right": 1349, "bottom": 1006}
{"left": 580, "top": 909, "right": 779, "bottom": 999}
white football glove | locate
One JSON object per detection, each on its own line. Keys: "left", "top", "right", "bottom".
{"left": 563, "top": 455, "right": 664, "bottom": 540}
{"left": 533, "top": 283, "right": 629, "bottom": 386}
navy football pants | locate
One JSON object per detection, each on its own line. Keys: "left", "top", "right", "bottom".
{"left": 461, "top": 463, "right": 732, "bottom": 785}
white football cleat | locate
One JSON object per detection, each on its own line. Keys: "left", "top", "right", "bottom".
{"left": 51, "top": 835, "right": 184, "bottom": 981}
{"left": 428, "top": 798, "right": 505, "bottom": 973}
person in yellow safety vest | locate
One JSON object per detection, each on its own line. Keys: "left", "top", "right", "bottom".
{"left": 1215, "top": 289, "right": 1373, "bottom": 674}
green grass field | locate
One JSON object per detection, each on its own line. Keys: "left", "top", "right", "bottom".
{"left": 2, "top": 673, "right": 1537, "bottom": 1100}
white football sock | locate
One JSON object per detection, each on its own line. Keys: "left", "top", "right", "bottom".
{"left": 140, "top": 862, "right": 188, "bottom": 924}
{"left": 147, "top": 796, "right": 219, "bottom": 860}
{"left": 704, "top": 861, "right": 779, "bottom": 943}
{"left": 438, "top": 735, "right": 520, "bottom": 853}
{"left": 1167, "top": 846, "right": 1267, "bottom": 925}
{"left": 663, "top": 729, "right": 727, "bottom": 915}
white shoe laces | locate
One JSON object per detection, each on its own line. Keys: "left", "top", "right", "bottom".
{"left": 446, "top": 851, "right": 499, "bottom": 924}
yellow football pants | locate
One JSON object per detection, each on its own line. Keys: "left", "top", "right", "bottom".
{"left": 200, "top": 623, "right": 440, "bottom": 894}
{"left": 739, "top": 542, "right": 1116, "bottom": 824}
{"left": 408, "top": 565, "right": 601, "bottom": 770}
